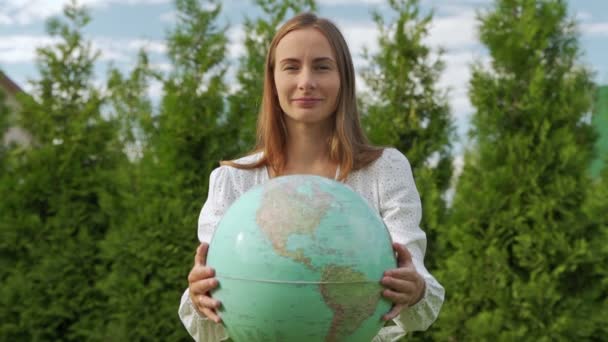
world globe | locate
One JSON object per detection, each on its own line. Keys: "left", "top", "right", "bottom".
{"left": 207, "top": 174, "right": 397, "bottom": 341}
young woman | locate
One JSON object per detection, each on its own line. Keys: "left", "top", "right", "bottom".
{"left": 179, "top": 12, "right": 444, "bottom": 341}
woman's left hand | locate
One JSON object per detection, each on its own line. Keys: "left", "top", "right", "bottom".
{"left": 380, "top": 242, "right": 426, "bottom": 321}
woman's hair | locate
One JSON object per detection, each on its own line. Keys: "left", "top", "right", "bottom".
{"left": 221, "top": 12, "right": 383, "bottom": 181}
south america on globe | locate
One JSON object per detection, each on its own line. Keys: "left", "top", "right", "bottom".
{"left": 206, "top": 174, "right": 397, "bottom": 342}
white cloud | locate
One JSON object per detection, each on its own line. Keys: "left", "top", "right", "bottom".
{"left": 453, "top": 153, "right": 465, "bottom": 179}
{"left": 318, "top": 0, "right": 384, "bottom": 5}
{"left": 439, "top": 51, "right": 476, "bottom": 117}
{"left": 423, "top": 8, "right": 488, "bottom": 142}
{"left": 126, "top": 39, "right": 167, "bottom": 54}
{"left": 426, "top": 9, "right": 479, "bottom": 50}
{"left": 159, "top": 10, "right": 176, "bottom": 24}
{"left": 92, "top": 37, "right": 166, "bottom": 62}
{"left": 227, "top": 25, "right": 245, "bottom": 60}
{"left": 337, "top": 21, "right": 380, "bottom": 60}
{"left": 0, "top": 35, "right": 59, "bottom": 63}
{"left": 582, "top": 22, "right": 608, "bottom": 36}
{"left": 576, "top": 11, "right": 593, "bottom": 21}
{"left": 0, "top": 34, "right": 165, "bottom": 64}
{"left": 0, "top": 13, "right": 13, "bottom": 25}
{"left": 147, "top": 77, "right": 164, "bottom": 99}
{"left": 0, "top": 1, "right": 64, "bottom": 26}
{"left": 442, "top": 153, "right": 466, "bottom": 206}
{"left": 0, "top": 0, "right": 170, "bottom": 26}
{"left": 150, "top": 62, "right": 172, "bottom": 73}
{"left": 439, "top": 50, "right": 492, "bottom": 143}
{"left": 107, "top": 0, "right": 168, "bottom": 4}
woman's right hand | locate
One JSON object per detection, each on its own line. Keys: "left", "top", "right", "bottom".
{"left": 188, "top": 243, "right": 222, "bottom": 323}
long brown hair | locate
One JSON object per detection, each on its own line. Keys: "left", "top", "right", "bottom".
{"left": 222, "top": 12, "right": 382, "bottom": 181}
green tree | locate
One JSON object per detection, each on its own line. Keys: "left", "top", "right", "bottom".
{"left": 0, "top": 1, "right": 127, "bottom": 340}
{"left": 579, "top": 168, "right": 608, "bottom": 336}
{"left": 97, "top": 0, "right": 233, "bottom": 340}
{"left": 105, "top": 51, "right": 156, "bottom": 162}
{"left": 0, "top": 86, "right": 15, "bottom": 279}
{"left": 590, "top": 85, "right": 608, "bottom": 177}
{"left": 435, "top": 0, "right": 607, "bottom": 340}
{"left": 360, "top": 0, "right": 453, "bottom": 273}
{"left": 0, "top": 89, "right": 9, "bottom": 164}
{"left": 90, "top": 50, "right": 156, "bottom": 339}
{"left": 226, "top": 0, "right": 316, "bottom": 153}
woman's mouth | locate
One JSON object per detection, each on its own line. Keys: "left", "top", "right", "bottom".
{"left": 292, "top": 98, "right": 322, "bottom": 107}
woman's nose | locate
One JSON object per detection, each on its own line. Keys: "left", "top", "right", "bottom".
{"left": 297, "top": 69, "right": 316, "bottom": 90}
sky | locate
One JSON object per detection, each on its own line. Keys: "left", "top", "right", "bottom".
{"left": 1, "top": 0, "right": 608, "bottom": 153}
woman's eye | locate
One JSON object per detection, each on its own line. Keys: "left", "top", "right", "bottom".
{"left": 284, "top": 66, "right": 297, "bottom": 70}
{"left": 316, "top": 65, "right": 330, "bottom": 70}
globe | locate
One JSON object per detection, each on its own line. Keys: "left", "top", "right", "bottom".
{"left": 207, "top": 174, "right": 397, "bottom": 342}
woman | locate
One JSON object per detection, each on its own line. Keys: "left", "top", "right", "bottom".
{"left": 179, "top": 12, "right": 444, "bottom": 341}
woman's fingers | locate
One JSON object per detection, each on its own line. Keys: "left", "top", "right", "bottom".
{"left": 192, "top": 293, "right": 222, "bottom": 323}
{"left": 381, "top": 276, "right": 415, "bottom": 295}
{"left": 194, "top": 243, "right": 209, "bottom": 266}
{"left": 190, "top": 281, "right": 222, "bottom": 323}
{"left": 201, "top": 307, "right": 222, "bottom": 324}
{"left": 393, "top": 243, "right": 414, "bottom": 268}
{"left": 382, "top": 304, "right": 405, "bottom": 321}
{"left": 382, "top": 288, "right": 409, "bottom": 304}
{"left": 196, "top": 295, "right": 222, "bottom": 323}
{"left": 188, "top": 243, "right": 221, "bottom": 323}
{"left": 384, "top": 267, "right": 418, "bottom": 281}
{"left": 188, "top": 265, "right": 215, "bottom": 284}
{"left": 381, "top": 265, "right": 426, "bottom": 305}
{"left": 198, "top": 295, "right": 222, "bottom": 310}
{"left": 190, "top": 277, "right": 219, "bottom": 295}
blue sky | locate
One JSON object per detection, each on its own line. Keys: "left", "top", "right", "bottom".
{"left": 1, "top": 0, "right": 608, "bottom": 156}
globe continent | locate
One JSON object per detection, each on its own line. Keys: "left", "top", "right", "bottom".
{"left": 207, "top": 175, "right": 396, "bottom": 342}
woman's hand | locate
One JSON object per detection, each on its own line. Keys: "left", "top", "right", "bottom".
{"left": 188, "top": 243, "right": 222, "bottom": 323}
{"left": 381, "top": 242, "right": 426, "bottom": 321}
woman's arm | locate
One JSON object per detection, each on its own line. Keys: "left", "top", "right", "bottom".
{"left": 178, "top": 167, "right": 232, "bottom": 341}
{"left": 378, "top": 148, "right": 445, "bottom": 333}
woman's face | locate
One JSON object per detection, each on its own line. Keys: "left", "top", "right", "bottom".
{"left": 273, "top": 27, "right": 341, "bottom": 128}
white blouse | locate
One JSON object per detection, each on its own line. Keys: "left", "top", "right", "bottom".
{"left": 178, "top": 148, "right": 444, "bottom": 341}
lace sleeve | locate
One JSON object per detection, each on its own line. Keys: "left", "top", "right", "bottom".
{"left": 178, "top": 167, "right": 232, "bottom": 341}
{"left": 378, "top": 148, "right": 445, "bottom": 333}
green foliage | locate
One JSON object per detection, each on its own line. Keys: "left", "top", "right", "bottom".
{"left": 95, "top": 0, "right": 234, "bottom": 340}
{"left": 434, "top": 0, "right": 607, "bottom": 340}
{"left": 1, "top": 0, "right": 606, "bottom": 341}
{"left": 0, "top": 1, "right": 126, "bottom": 340}
{"left": 0, "top": 89, "right": 9, "bottom": 163}
{"left": 360, "top": 0, "right": 454, "bottom": 277}
{"left": 590, "top": 86, "right": 608, "bottom": 177}
{"left": 105, "top": 51, "right": 156, "bottom": 151}
{"left": 0, "top": 85, "right": 14, "bottom": 278}
{"left": 226, "top": 0, "right": 316, "bottom": 153}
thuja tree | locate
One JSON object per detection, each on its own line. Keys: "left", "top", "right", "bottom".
{"left": 0, "top": 89, "right": 9, "bottom": 166}
{"left": 0, "top": 1, "right": 126, "bottom": 340}
{"left": 435, "top": 0, "right": 607, "bottom": 340}
{"left": 360, "top": 0, "right": 454, "bottom": 271}
{"left": 97, "top": 0, "right": 233, "bottom": 340}
{"left": 226, "top": 0, "right": 316, "bottom": 153}
{"left": 578, "top": 167, "right": 608, "bottom": 336}
{"left": 92, "top": 51, "right": 156, "bottom": 339}
{"left": 0, "top": 86, "right": 16, "bottom": 279}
